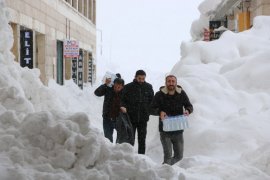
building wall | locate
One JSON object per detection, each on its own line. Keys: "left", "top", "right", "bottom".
{"left": 10, "top": 23, "right": 20, "bottom": 62}
{"left": 262, "top": 0, "right": 270, "bottom": 15}
{"left": 251, "top": 0, "right": 270, "bottom": 25}
{"left": 6, "top": 0, "right": 96, "bottom": 85}
{"left": 227, "top": 6, "right": 242, "bottom": 32}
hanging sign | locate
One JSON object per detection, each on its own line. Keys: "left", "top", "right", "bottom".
{"left": 64, "top": 40, "right": 79, "bottom": 58}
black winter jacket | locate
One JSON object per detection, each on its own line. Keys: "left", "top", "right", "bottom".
{"left": 94, "top": 84, "right": 122, "bottom": 119}
{"left": 121, "top": 80, "right": 154, "bottom": 123}
{"left": 151, "top": 85, "right": 193, "bottom": 133}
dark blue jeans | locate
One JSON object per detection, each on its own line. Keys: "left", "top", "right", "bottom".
{"left": 103, "top": 118, "right": 116, "bottom": 143}
{"left": 160, "top": 131, "right": 184, "bottom": 165}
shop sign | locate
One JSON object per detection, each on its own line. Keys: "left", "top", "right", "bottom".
{"left": 203, "top": 28, "right": 210, "bottom": 41}
{"left": 88, "top": 53, "right": 93, "bottom": 84}
{"left": 210, "top": 31, "right": 221, "bottom": 40}
{"left": 209, "top": 21, "right": 221, "bottom": 30}
{"left": 72, "top": 57, "right": 77, "bottom": 84}
{"left": 64, "top": 40, "right": 79, "bottom": 58}
{"left": 77, "top": 50, "right": 83, "bottom": 89}
{"left": 20, "top": 30, "right": 33, "bottom": 68}
{"left": 209, "top": 21, "right": 221, "bottom": 41}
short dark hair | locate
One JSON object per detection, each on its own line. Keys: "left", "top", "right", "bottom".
{"left": 113, "top": 78, "right": 124, "bottom": 85}
{"left": 135, "top": 70, "right": 146, "bottom": 77}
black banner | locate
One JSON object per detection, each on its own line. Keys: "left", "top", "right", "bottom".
{"left": 20, "top": 30, "right": 33, "bottom": 68}
{"left": 210, "top": 31, "right": 221, "bottom": 40}
{"left": 88, "top": 53, "right": 93, "bottom": 84}
{"left": 77, "top": 50, "right": 83, "bottom": 89}
{"left": 209, "top": 21, "right": 221, "bottom": 30}
{"left": 72, "top": 57, "right": 77, "bottom": 84}
{"left": 209, "top": 21, "right": 222, "bottom": 41}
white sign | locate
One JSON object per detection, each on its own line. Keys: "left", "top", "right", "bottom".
{"left": 64, "top": 40, "right": 79, "bottom": 57}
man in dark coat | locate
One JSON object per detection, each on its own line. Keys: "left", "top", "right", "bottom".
{"left": 120, "top": 70, "right": 154, "bottom": 154}
{"left": 94, "top": 77, "right": 125, "bottom": 142}
{"left": 151, "top": 75, "right": 193, "bottom": 165}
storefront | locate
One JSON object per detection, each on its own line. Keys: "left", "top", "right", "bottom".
{"left": 208, "top": 0, "right": 270, "bottom": 41}
{"left": 6, "top": 0, "right": 96, "bottom": 87}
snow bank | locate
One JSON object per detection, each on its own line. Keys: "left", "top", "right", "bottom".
{"left": 0, "top": 1, "right": 181, "bottom": 179}
{"left": 165, "top": 16, "right": 270, "bottom": 179}
{"left": 190, "top": 0, "right": 226, "bottom": 40}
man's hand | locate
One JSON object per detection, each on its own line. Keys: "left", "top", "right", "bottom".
{"left": 105, "top": 78, "right": 111, "bottom": 86}
{"left": 120, "top": 107, "right": 127, "bottom": 113}
{"left": 184, "top": 110, "right": 190, "bottom": 116}
{"left": 160, "top": 111, "right": 167, "bottom": 120}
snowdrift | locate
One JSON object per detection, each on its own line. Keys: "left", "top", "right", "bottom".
{"left": 0, "top": 1, "right": 180, "bottom": 180}
{"left": 1, "top": 0, "right": 270, "bottom": 179}
{"left": 169, "top": 16, "right": 270, "bottom": 179}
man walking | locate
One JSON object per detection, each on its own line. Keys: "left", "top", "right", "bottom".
{"left": 151, "top": 75, "right": 193, "bottom": 165}
{"left": 94, "top": 77, "right": 125, "bottom": 143}
{"left": 120, "top": 70, "right": 154, "bottom": 154}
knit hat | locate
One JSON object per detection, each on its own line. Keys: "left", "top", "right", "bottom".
{"left": 165, "top": 74, "right": 177, "bottom": 81}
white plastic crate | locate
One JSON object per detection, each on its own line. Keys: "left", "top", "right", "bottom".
{"left": 162, "top": 115, "right": 189, "bottom": 132}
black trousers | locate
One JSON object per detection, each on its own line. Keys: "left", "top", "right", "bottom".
{"left": 103, "top": 118, "right": 116, "bottom": 143}
{"left": 131, "top": 121, "right": 147, "bottom": 154}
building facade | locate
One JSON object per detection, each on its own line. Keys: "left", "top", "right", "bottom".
{"left": 206, "top": 0, "right": 270, "bottom": 41}
{"left": 6, "top": 0, "right": 96, "bottom": 87}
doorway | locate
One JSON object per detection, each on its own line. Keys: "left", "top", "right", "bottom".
{"left": 57, "top": 40, "right": 64, "bottom": 85}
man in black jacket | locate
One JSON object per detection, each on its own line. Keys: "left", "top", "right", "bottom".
{"left": 94, "top": 77, "right": 124, "bottom": 142}
{"left": 151, "top": 75, "right": 193, "bottom": 165}
{"left": 120, "top": 70, "right": 154, "bottom": 154}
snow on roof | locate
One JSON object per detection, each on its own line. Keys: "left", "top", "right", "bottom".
{"left": 211, "top": 0, "right": 241, "bottom": 20}
{"left": 213, "top": 25, "right": 228, "bottom": 32}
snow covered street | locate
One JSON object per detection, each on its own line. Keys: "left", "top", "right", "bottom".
{"left": 1, "top": 0, "right": 270, "bottom": 179}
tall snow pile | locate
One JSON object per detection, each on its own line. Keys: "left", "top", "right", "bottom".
{"left": 168, "top": 16, "right": 270, "bottom": 179}
{"left": 0, "top": 1, "right": 178, "bottom": 180}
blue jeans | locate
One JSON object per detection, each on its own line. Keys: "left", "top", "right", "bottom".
{"left": 160, "top": 132, "right": 184, "bottom": 165}
{"left": 103, "top": 118, "right": 116, "bottom": 142}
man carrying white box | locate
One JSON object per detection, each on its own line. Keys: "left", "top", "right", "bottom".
{"left": 151, "top": 75, "right": 193, "bottom": 165}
